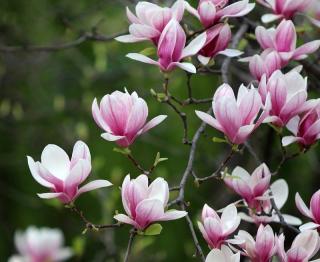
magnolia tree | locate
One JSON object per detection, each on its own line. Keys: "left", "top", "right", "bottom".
{"left": 5, "top": 0, "right": 320, "bottom": 261}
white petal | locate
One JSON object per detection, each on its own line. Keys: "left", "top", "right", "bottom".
{"left": 261, "top": 14, "right": 282, "bottom": 23}
{"left": 271, "top": 179, "right": 288, "bottom": 210}
{"left": 101, "top": 133, "right": 125, "bottom": 141}
{"left": 175, "top": 62, "right": 197, "bottom": 73}
{"left": 282, "top": 136, "right": 300, "bottom": 147}
{"left": 181, "top": 32, "right": 207, "bottom": 58}
{"left": 114, "top": 34, "right": 146, "bottom": 43}
{"left": 218, "top": 49, "right": 243, "bottom": 57}
{"left": 198, "top": 55, "right": 211, "bottom": 65}
{"left": 77, "top": 180, "right": 112, "bottom": 195}
{"left": 126, "top": 53, "right": 158, "bottom": 65}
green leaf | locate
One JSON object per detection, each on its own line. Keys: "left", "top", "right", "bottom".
{"left": 212, "top": 137, "right": 227, "bottom": 143}
{"left": 153, "top": 152, "right": 168, "bottom": 166}
{"left": 144, "top": 223, "right": 163, "bottom": 236}
{"left": 72, "top": 236, "right": 86, "bottom": 256}
{"left": 113, "top": 147, "right": 131, "bottom": 155}
{"left": 139, "top": 47, "right": 156, "bottom": 56}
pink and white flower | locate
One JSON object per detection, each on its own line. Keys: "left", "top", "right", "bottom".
{"left": 197, "top": 23, "right": 242, "bottom": 65}
{"left": 259, "top": 70, "right": 308, "bottom": 127}
{"left": 115, "top": 0, "right": 185, "bottom": 44}
{"left": 126, "top": 19, "right": 206, "bottom": 73}
{"left": 195, "top": 83, "right": 265, "bottom": 144}
{"left": 255, "top": 20, "right": 320, "bottom": 65}
{"left": 27, "top": 141, "right": 112, "bottom": 204}
{"left": 92, "top": 90, "right": 167, "bottom": 147}
{"left": 296, "top": 190, "right": 320, "bottom": 231}
{"left": 198, "top": 203, "right": 241, "bottom": 249}
{"left": 239, "top": 179, "right": 302, "bottom": 226}
{"left": 282, "top": 102, "right": 320, "bottom": 148}
{"left": 185, "top": 0, "right": 255, "bottom": 28}
{"left": 205, "top": 245, "right": 240, "bottom": 262}
{"left": 224, "top": 163, "right": 271, "bottom": 209}
{"left": 276, "top": 230, "right": 320, "bottom": 262}
{"left": 235, "top": 225, "right": 276, "bottom": 262}
{"left": 257, "top": 0, "right": 313, "bottom": 23}
{"left": 114, "top": 174, "right": 187, "bottom": 230}
{"left": 9, "top": 226, "right": 72, "bottom": 262}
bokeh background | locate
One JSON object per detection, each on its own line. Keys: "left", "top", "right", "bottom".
{"left": 1, "top": 0, "right": 320, "bottom": 261}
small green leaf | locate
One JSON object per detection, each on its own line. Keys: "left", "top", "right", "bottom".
{"left": 153, "top": 152, "right": 168, "bottom": 166}
{"left": 72, "top": 236, "right": 86, "bottom": 256}
{"left": 144, "top": 223, "right": 163, "bottom": 236}
{"left": 113, "top": 147, "right": 131, "bottom": 155}
{"left": 139, "top": 47, "right": 156, "bottom": 56}
{"left": 212, "top": 137, "right": 227, "bottom": 143}
{"left": 150, "top": 89, "right": 157, "bottom": 96}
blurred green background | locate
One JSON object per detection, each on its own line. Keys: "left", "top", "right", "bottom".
{"left": 0, "top": 0, "right": 320, "bottom": 261}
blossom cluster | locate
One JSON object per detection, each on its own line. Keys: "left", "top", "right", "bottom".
{"left": 9, "top": 0, "right": 320, "bottom": 261}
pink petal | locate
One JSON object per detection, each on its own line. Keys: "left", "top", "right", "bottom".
{"left": 293, "top": 40, "right": 320, "bottom": 60}
{"left": 275, "top": 20, "right": 296, "bottom": 52}
{"left": 27, "top": 156, "right": 53, "bottom": 188}
{"left": 299, "top": 222, "right": 320, "bottom": 231}
{"left": 77, "top": 180, "right": 112, "bottom": 196}
{"left": 126, "top": 7, "right": 140, "bottom": 23}
{"left": 171, "top": 0, "right": 185, "bottom": 21}
{"left": 135, "top": 199, "right": 164, "bottom": 229}
{"left": 114, "top": 214, "right": 137, "bottom": 227}
{"left": 101, "top": 133, "right": 125, "bottom": 142}
{"left": 141, "top": 115, "right": 167, "bottom": 134}
{"left": 195, "top": 110, "right": 224, "bottom": 132}
{"left": 159, "top": 210, "right": 187, "bottom": 221}
{"left": 233, "top": 124, "right": 255, "bottom": 144}
{"left": 71, "top": 141, "right": 91, "bottom": 167}
{"left": 92, "top": 98, "right": 111, "bottom": 132}
{"left": 65, "top": 159, "right": 91, "bottom": 190}
{"left": 255, "top": 26, "right": 274, "bottom": 49}
{"left": 129, "top": 24, "right": 160, "bottom": 39}
{"left": 148, "top": 177, "right": 169, "bottom": 205}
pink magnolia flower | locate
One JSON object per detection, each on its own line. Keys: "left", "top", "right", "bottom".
{"left": 282, "top": 102, "right": 320, "bottom": 148}
{"left": 198, "top": 203, "right": 241, "bottom": 249}
{"left": 243, "top": 50, "right": 282, "bottom": 80}
{"left": 115, "top": 0, "right": 184, "bottom": 44}
{"left": 9, "top": 226, "right": 72, "bottom": 262}
{"left": 27, "top": 141, "right": 112, "bottom": 204}
{"left": 257, "top": 0, "right": 313, "bottom": 23}
{"left": 224, "top": 163, "right": 271, "bottom": 209}
{"left": 256, "top": 20, "right": 320, "bottom": 65}
{"left": 92, "top": 90, "right": 167, "bottom": 147}
{"left": 235, "top": 225, "right": 276, "bottom": 262}
{"left": 195, "top": 83, "right": 265, "bottom": 144}
{"left": 205, "top": 245, "right": 240, "bottom": 262}
{"left": 197, "top": 23, "right": 242, "bottom": 65}
{"left": 126, "top": 19, "right": 206, "bottom": 73}
{"left": 259, "top": 70, "right": 308, "bottom": 127}
{"left": 185, "top": 0, "right": 255, "bottom": 28}
{"left": 296, "top": 190, "right": 320, "bottom": 231}
{"left": 114, "top": 174, "right": 187, "bottom": 230}
{"left": 239, "top": 179, "right": 302, "bottom": 226}
{"left": 276, "top": 230, "right": 320, "bottom": 262}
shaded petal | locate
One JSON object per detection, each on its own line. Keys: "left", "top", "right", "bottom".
{"left": 159, "top": 210, "right": 187, "bottom": 221}
{"left": 140, "top": 115, "right": 167, "bottom": 134}
{"left": 77, "top": 180, "right": 112, "bottom": 196}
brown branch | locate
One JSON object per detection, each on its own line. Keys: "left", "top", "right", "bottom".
{"left": 124, "top": 229, "right": 137, "bottom": 262}
{"left": 0, "top": 31, "right": 126, "bottom": 53}
{"left": 127, "top": 153, "right": 150, "bottom": 175}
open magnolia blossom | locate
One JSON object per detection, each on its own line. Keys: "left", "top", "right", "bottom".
{"left": 234, "top": 225, "right": 276, "bottom": 262}
{"left": 224, "top": 163, "right": 271, "bottom": 209}
{"left": 92, "top": 90, "right": 167, "bottom": 147}
{"left": 195, "top": 83, "right": 266, "bottom": 145}
{"left": 198, "top": 203, "right": 241, "bottom": 249}
{"left": 276, "top": 230, "right": 320, "bottom": 262}
{"left": 115, "top": 0, "right": 184, "bottom": 44}
{"left": 197, "top": 23, "right": 243, "bottom": 65}
{"left": 185, "top": 0, "right": 255, "bottom": 28}
{"left": 27, "top": 141, "right": 112, "bottom": 204}
{"left": 8, "top": 226, "right": 72, "bottom": 262}
{"left": 239, "top": 179, "right": 302, "bottom": 226}
{"left": 259, "top": 70, "right": 308, "bottom": 127}
{"left": 255, "top": 19, "right": 320, "bottom": 65}
{"left": 282, "top": 102, "right": 320, "bottom": 148}
{"left": 257, "top": 0, "right": 313, "bottom": 23}
{"left": 296, "top": 190, "right": 320, "bottom": 231}
{"left": 205, "top": 245, "right": 240, "bottom": 262}
{"left": 114, "top": 174, "right": 187, "bottom": 230}
{"left": 126, "top": 19, "right": 206, "bottom": 73}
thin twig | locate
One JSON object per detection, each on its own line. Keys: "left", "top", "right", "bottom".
{"left": 127, "top": 153, "right": 150, "bottom": 175}
{"left": 124, "top": 229, "right": 137, "bottom": 262}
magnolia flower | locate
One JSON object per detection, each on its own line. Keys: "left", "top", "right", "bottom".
{"left": 115, "top": 0, "right": 184, "bottom": 44}
{"left": 239, "top": 179, "right": 302, "bottom": 226}
{"left": 282, "top": 103, "right": 320, "bottom": 148}
{"left": 259, "top": 70, "right": 308, "bottom": 127}
{"left": 256, "top": 20, "right": 320, "bottom": 65}
{"left": 257, "top": 0, "right": 313, "bottom": 23}
{"left": 235, "top": 225, "right": 276, "bottom": 262}
{"left": 276, "top": 230, "right": 320, "bottom": 262}
{"left": 92, "top": 90, "right": 167, "bottom": 147}
{"left": 126, "top": 19, "right": 206, "bottom": 73}
{"left": 224, "top": 163, "right": 271, "bottom": 209}
{"left": 198, "top": 204, "right": 241, "bottom": 249}
{"left": 296, "top": 190, "right": 320, "bottom": 231}
{"left": 8, "top": 226, "right": 72, "bottom": 262}
{"left": 27, "top": 141, "right": 112, "bottom": 204}
{"left": 185, "top": 0, "right": 255, "bottom": 28}
{"left": 114, "top": 174, "right": 187, "bottom": 230}
{"left": 243, "top": 49, "right": 282, "bottom": 80}
{"left": 205, "top": 245, "right": 240, "bottom": 262}
{"left": 195, "top": 83, "right": 265, "bottom": 144}
{"left": 197, "top": 23, "right": 242, "bottom": 65}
